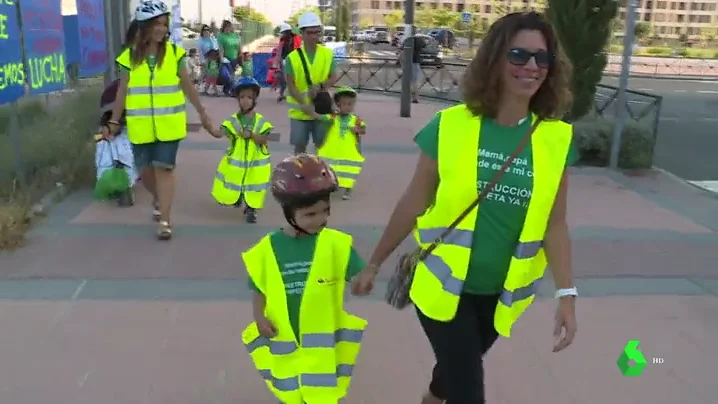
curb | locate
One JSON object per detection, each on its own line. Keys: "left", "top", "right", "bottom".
{"left": 26, "top": 182, "right": 69, "bottom": 220}
{"left": 651, "top": 166, "right": 718, "bottom": 200}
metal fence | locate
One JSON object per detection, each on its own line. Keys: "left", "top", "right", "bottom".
{"left": 333, "top": 57, "right": 663, "bottom": 135}
{"left": 239, "top": 20, "right": 273, "bottom": 49}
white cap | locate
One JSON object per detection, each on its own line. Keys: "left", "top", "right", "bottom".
{"left": 135, "top": 0, "right": 169, "bottom": 22}
{"left": 279, "top": 23, "right": 292, "bottom": 33}
{"left": 297, "top": 11, "right": 322, "bottom": 29}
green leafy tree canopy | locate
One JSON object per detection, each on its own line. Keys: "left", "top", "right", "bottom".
{"left": 545, "top": 0, "right": 618, "bottom": 120}
{"left": 232, "top": 5, "right": 270, "bottom": 23}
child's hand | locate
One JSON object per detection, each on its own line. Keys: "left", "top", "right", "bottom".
{"left": 256, "top": 316, "right": 277, "bottom": 338}
{"left": 240, "top": 130, "right": 252, "bottom": 139}
{"left": 351, "top": 266, "right": 378, "bottom": 296}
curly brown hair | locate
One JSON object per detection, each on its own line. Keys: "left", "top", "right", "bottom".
{"left": 461, "top": 12, "right": 572, "bottom": 120}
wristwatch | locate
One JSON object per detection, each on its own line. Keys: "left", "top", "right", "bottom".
{"left": 555, "top": 287, "right": 578, "bottom": 298}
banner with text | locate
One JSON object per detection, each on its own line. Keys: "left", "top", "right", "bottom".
{"left": 0, "top": 1, "right": 27, "bottom": 104}
{"left": 19, "top": 0, "right": 67, "bottom": 95}
{"left": 76, "top": 0, "right": 107, "bottom": 77}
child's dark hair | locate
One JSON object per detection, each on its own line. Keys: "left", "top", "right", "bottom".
{"left": 334, "top": 91, "right": 356, "bottom": 104}
{"left": 188, "top": 48, "right": 198, "bottom": 57}
{"left": 281, "top": 193, "right": 331, "bottom": 226}
{"left": 205, "top": 49, "right": 219, "bottom": 59}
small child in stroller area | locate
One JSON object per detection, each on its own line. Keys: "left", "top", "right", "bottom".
{"left": 94, "top": 79, "right": 138, "bottom": 206}
{"left": 203, "top": 48, "right": 221, "bottom": 95}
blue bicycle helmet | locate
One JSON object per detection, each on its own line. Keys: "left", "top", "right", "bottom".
{"left": 232, "top": 77, "right": 261, "bottom": 98}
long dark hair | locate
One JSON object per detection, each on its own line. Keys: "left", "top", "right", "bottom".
{"left": 124, "top": 20, "right": 139, "bottom": 49}
{"left": 130, "top": 17, "right": 169, "bottom": 68}
{"left": 462, "top": 12, "right": 572, "bottom": 120}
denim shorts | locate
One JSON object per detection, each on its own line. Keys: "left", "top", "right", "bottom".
{"left": 289, "top": 119, "right": 330, "bottom": 147}
{"left": 132, "top": 140, "right": 181, "bottom": 170}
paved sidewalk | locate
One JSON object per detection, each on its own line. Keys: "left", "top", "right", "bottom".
{"left": 1, "top": 92, "right": 717, "bottom": 403}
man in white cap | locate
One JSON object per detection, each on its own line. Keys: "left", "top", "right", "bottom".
{"left": 284, "top": 11, "right": 338, "bottom": 154}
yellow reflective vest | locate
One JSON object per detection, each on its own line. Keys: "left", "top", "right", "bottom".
{"left": 115, "top": 43, "right": 187, "bottom": 144}
{"left": 317, "top": 114, "right": 365, "bottom": 189}
{"left": 212, "top": 113, "right": 273, "bottom": 209}
{"left": 242, "top": 228, "right": 367, "bottom": 404}
{"left": 286, "top": 46, "right": 333, "bottom": 120}
{"left": 409, "top": 104, "right": 572, "bottom": 338}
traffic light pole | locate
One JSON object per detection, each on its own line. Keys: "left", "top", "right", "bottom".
{"left": 399, "top": 0, "right": 415, "bottom": 118}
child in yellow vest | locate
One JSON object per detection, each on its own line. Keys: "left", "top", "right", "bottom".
{"left": 242, "top": 154, "right": 373, "bottom": 403}
{"left": 206, "top": 77, "right": 273, "bottom": 223}
{"left": 317, "top": 86, "right": 366, "bottom": 200}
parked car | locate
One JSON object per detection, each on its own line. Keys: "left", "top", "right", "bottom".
{"left": 396, "top": 34, "right": 443, "bottom": 66}
{"left": 372, "top": 31, "right": 390, "bottom": 44}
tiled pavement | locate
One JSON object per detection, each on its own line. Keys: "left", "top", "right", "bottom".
{"left": 1, "top": 93, "right": 717, "bottom": 403}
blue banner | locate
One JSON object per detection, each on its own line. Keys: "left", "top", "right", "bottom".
{"left": 63, "top": 15, "right": 81, "bottom": 66}
{"left": 0, "top": 1, "right": 27, "bottom": 105}
{"left": 76, "top": 0, "right": 107, "bottom": 77}
{"left": 19, "top": 0, "right": 67, "bottom": 95}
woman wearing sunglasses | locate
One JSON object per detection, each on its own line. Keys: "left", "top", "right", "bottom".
{"left": 352, "top": 12, "right": 579, "bottom": 404}
{"left": 198, "top": 24, "right": 218, "bottom": 64}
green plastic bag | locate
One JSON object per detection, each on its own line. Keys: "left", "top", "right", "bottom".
{"left": 94, "top": 140, "right": 131, "bottom": 200}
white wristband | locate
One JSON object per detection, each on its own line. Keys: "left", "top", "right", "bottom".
{"left": 555, "top": 287, "right": 578, "bottom": 298}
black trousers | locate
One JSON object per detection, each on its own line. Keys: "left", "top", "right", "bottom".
{"left": 416, "top": 294, "right": 500, "bottom": 404}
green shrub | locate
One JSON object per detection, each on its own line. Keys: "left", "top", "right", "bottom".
{"left": 677, "top": 48, "right": 689, "bottom": 57}
{"left": 0, "top": 99, "right": 49, "bottom": 134}
{"left": 573, "top": 115, "right": 654, "bottom": 169}
{"left": 0, "top": 86, "right": 102, "bottom": 203}
{"left": 643, "top": 46, "right": 671, "bottom": 55}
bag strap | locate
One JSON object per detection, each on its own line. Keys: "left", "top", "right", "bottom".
{"left": 296, "top": 48, "right": 313, "bottom": 87}
{"left": 420, "top": 118, "right": 542, "bottom": 259}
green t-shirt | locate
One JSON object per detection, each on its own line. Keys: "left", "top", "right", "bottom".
{"left": 284, "top": 48, "right": 337, "bottom": 80}
{"left": 414, "top": 113, "right": 578, "bottom": 295}
{"left": 217, "top": 32, "right": 241, "bottom": 60}
{"left": 248, "top": 230, "right": 365, "bottom": 339}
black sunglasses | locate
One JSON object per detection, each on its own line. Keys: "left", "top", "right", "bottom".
{"left": 507, "top": 48, "right": 553, "bottom": 69}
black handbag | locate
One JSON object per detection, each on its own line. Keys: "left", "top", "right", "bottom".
{"left": 296, "top": 48, "right": 333, "bottom": 114}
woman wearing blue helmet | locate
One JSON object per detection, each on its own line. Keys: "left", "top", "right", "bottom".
{"left": 206, "top": 77, "right": 274, "bottom": 223}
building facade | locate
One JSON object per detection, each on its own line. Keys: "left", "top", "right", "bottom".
{"left": 350, "top": 0, "right": 717, "bottom": 40}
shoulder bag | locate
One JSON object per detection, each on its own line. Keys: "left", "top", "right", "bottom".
{"left": 296, "top": 48, "right": 334, "bottom": 115}
{"left": 386, "top": 118, "right": 542, "bottom": 309}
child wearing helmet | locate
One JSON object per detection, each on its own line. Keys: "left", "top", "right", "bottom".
{"left": 206, "top": 77, "right": 273, "bottom": 223}
{"left": 241, "top": 153, "right": 372, "bottom": 403}
{"left": 316, "top": 86, "right": 366, "bottom": 200}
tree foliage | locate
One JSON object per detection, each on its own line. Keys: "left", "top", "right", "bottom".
{"left": 383, "top": 10, "right": 404, "bottom": 30}
{"left": 545, "top": 0, "right": 618, "bottom": 120}
{"left": 336, "top": 0, "right": 351, "bottom": 41}
{"left": 232, "top": 5, "right": 270, "bottom": 23}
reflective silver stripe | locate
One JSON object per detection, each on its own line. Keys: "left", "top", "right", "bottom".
{"left": 287, "top": 92, "right": 309, "bottom": 107}
{"left": 254, "top": 118, "right": 267, "bottom": 134}
{"left": 418, "top": 228, "right": 543, "bottom": 259}
{"left": 246, "top": 336, "right": 297, "bottom": 355}
{"left": 258, "top": 365, "right": 355, "bottom": 391}
{"left": 335, "top": 172, "right": 359, "bottom": 180}
{"left": 127, "top": 85, "right": 181, "bottom": 95}
{"left": 126, "top": 105, "right": 185, "bottom": 117}
{"left": 215, "top": 172, "right": 270, "bottom": 192}
{"left": 322, "top": 158, "right": 363, "bottom": 168}
{"left": 302, "top": 328, "right": 364, "bottom": 348}
{"left": 227, "top": 156, "right": 271, "bottom": 168}
{"left": 228, "top": 116, "right": 268, "bottom": 135}
{"left": 499, "top": 279, "right": 540, "bottom": 307}
{"left": 417, "top": 228, "right": 472, "bottom": 248}
{"left": 514, "top": 241, "right": 542, "bottom": 259}
{"left": 423, "top": 253, "right": 464, "bottom": 295}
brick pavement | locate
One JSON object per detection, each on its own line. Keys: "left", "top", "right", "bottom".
{"left": 0, "top": 93, "right": 717, "bottom": 403}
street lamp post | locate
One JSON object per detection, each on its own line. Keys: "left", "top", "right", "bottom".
{"left": 399, "top": 0, "right": 415, "bottom": 117}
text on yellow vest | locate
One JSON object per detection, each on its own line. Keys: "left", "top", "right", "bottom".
{"left": 286, "top": 46, "right": 333, "bottom": 120}
{"left": 408, "top": 104, "right": 572, "bottom": 337}
{"left": 115, "top": 43, "right": 187, "bottom": 144}
{"left": 241, "top": 228, "right": 367, "bottom": 403}
{"left": 317, "top": 114, "right": 365, "bottom": 189}
{"left": 212, "top": 113, "right": 273, "bottom": 209}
